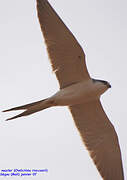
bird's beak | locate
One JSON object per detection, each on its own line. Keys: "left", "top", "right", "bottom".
{"left": 108, "top": 83, "right": 111, "bottom": 88}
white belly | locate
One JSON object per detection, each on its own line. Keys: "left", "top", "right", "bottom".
{"left": 50, "top": 79, "right": 108, "bottom": 106}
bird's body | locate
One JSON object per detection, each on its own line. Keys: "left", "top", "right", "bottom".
{"left": 3, "top": 0, "right": 124, "bottom": 179}
{"left": 50, "top": 79, "right": 109, "bottom": 106}
{"left": 4, "top": 79, "right": 109, "bottom": 116}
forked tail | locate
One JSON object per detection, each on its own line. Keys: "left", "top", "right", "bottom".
{"left": 3, "top": 98, "right": 51, "bottom": 121}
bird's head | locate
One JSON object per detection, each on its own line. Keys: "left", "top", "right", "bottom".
{"left": 92, "top": 79, "right": 111, "bottom": 89}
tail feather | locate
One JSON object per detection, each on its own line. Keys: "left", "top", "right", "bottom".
{"left": 3, "top": 99, "right": 47, "bottom": 112}
{"left": 3, "top": 98, "right": 51, "bottom": 121}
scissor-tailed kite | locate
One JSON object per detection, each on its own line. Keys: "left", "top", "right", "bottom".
{"left": 3, "top": 0, "right": 124, "bottom": 179}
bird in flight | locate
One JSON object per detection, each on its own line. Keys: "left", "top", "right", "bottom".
{"left": 3, "top": 0, "right": 124, "bottom": 179}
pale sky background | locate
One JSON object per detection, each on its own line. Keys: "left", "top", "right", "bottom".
{"left": 0, "top": 0, "right": 127, "bottom": 179}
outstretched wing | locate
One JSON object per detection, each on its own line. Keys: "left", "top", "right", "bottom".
{"left": 37, "top": 0, "right": 90, "bottom": 89}
{"left": 69, "top": 100, "right": 124, "bottom": 180}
